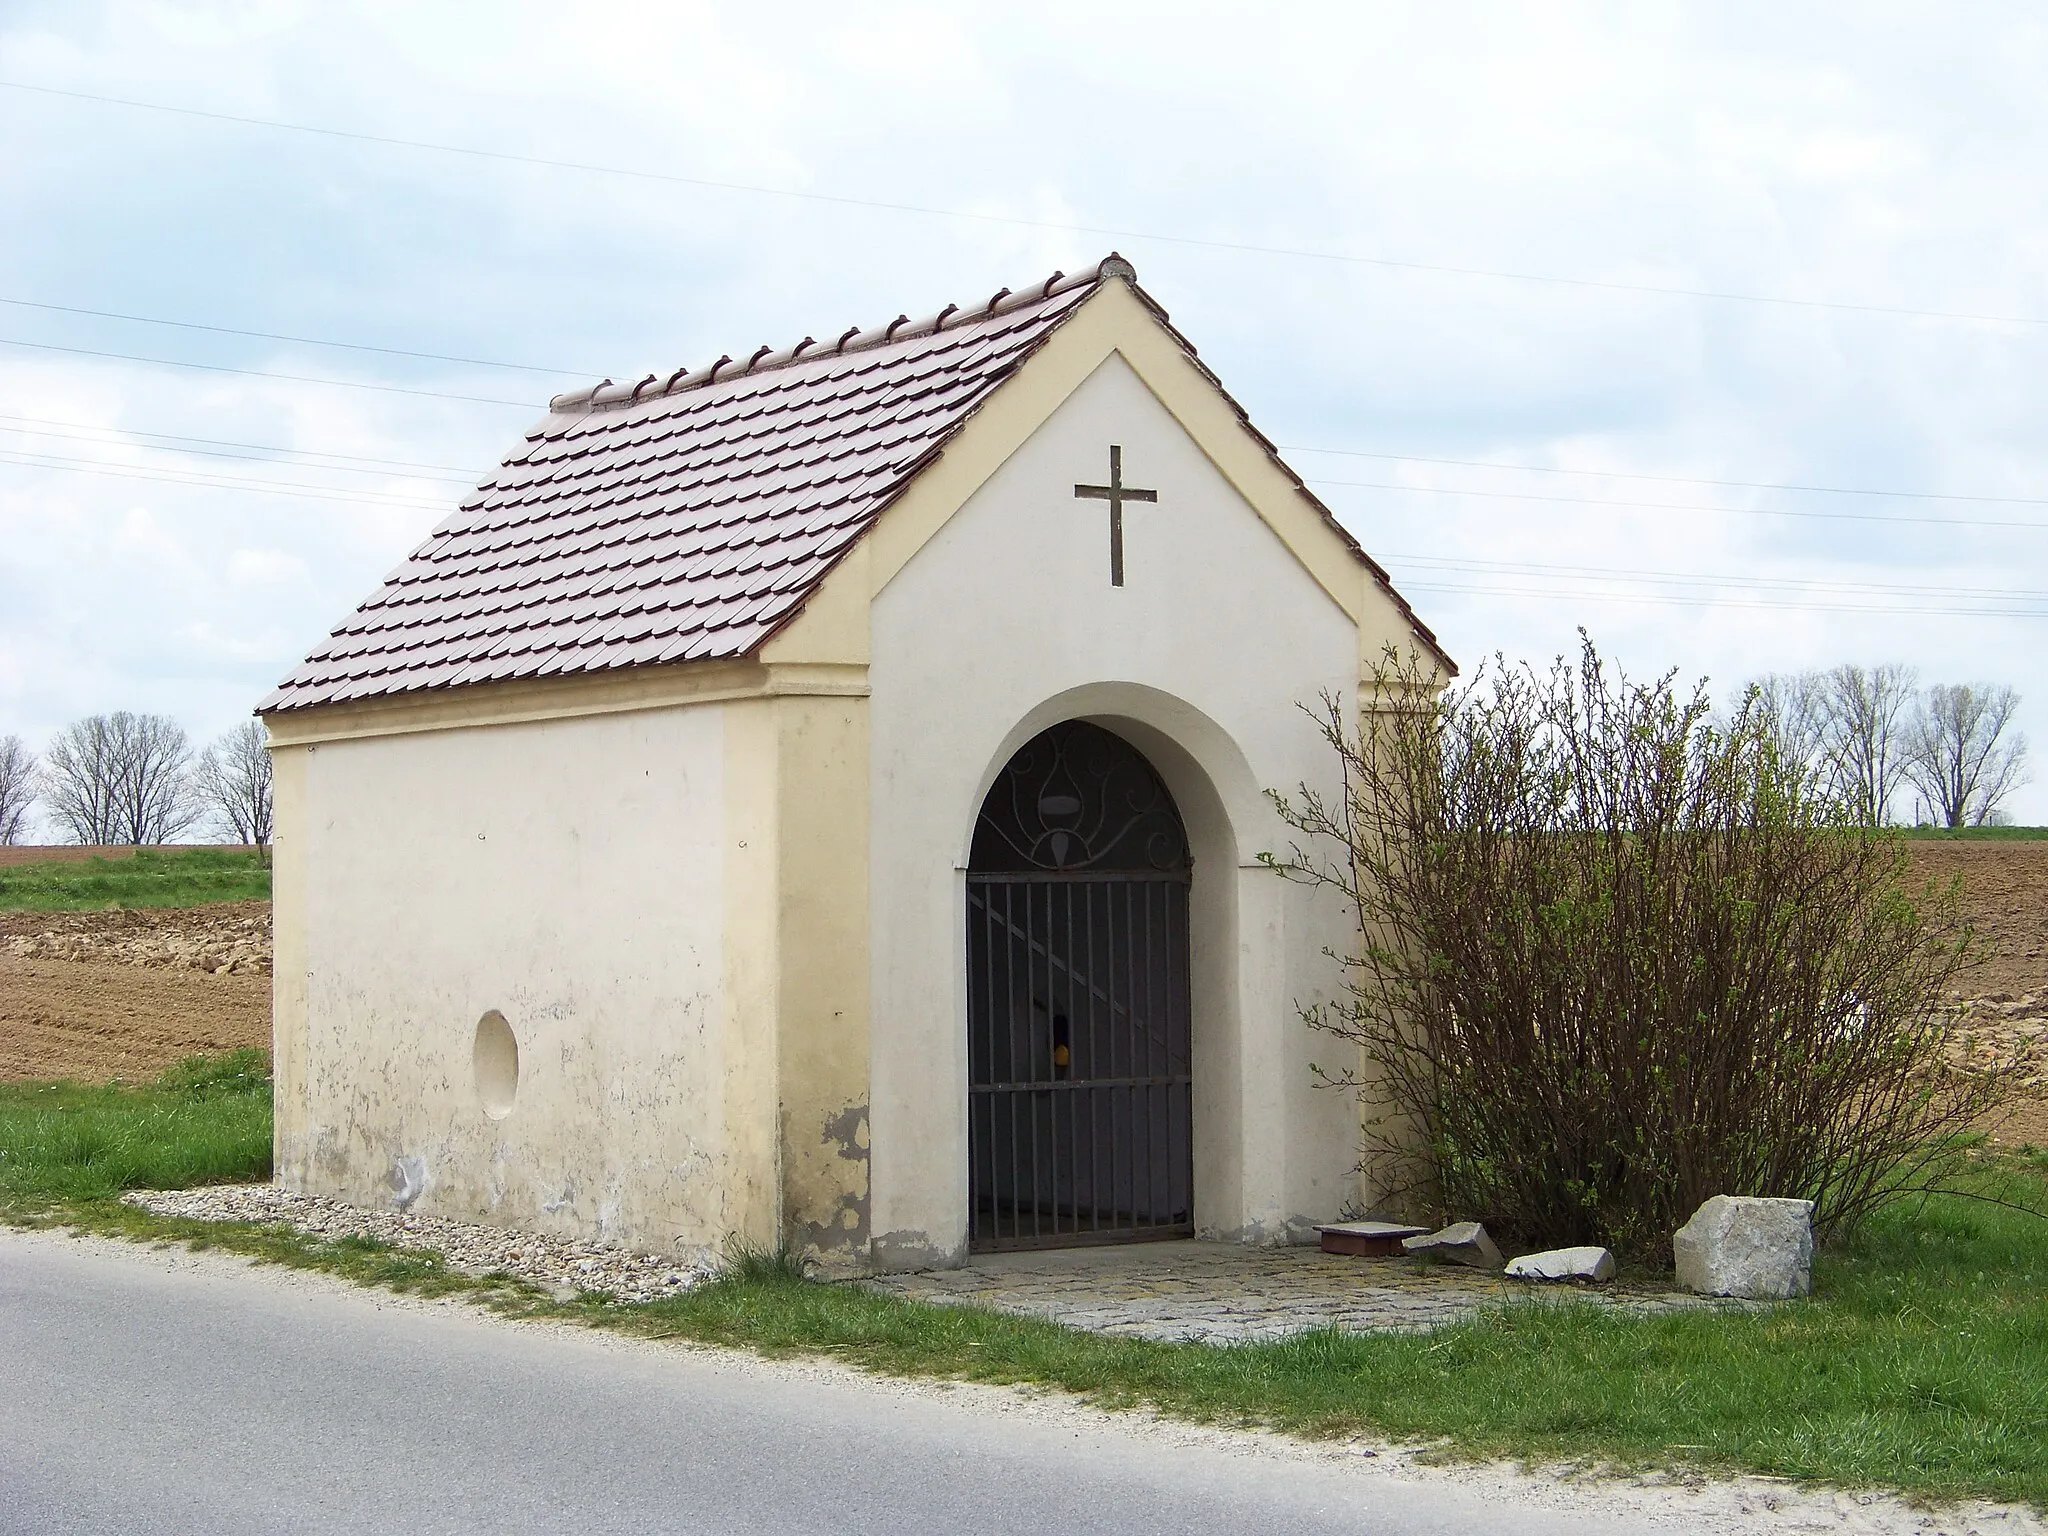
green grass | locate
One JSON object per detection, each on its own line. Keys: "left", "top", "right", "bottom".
{"left": 0, "top": 846, "right": 271, "bottom": 911}
{"left": 4, "top": 1058, "right": 2045, "bottom": 1509}
{"left": 1902, "top": 825, "right": 2048, "bottom": 841}
{"left": 0, "top": 1050, "right": 273, "bottom": 1200}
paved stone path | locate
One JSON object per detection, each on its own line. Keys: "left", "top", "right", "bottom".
{"left": 863, "top": 1240, "right": 1740, "bottom": 1343}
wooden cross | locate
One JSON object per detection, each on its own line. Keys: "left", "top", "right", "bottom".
{"left": 1073, "top": 445, "right": 1158, "bottom": 587}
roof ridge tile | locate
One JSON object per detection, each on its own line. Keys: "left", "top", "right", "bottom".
{"left": 542, "top": 258, "right": 1113, "bottom": 418}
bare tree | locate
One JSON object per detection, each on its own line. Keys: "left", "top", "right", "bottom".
{"left": 41, "top": 717, "right": 120, "bottom": 844}
{"left": 1906, "top": 683, "right": 2031, "bottom": 827}
{"left": 192, "top": 720, "right": 273, "bottom": 845}
{"left": 0, "top": 734, "right": 35, "bottom": 844}
{"left": 41, "top": 712, "right": 199, "bottom": 846}
{"left": 1816, "top": 663, "right": 1918, "bottom": 826}
{"left": 1750, "top": 670, "right": 1828, "bottom": 777}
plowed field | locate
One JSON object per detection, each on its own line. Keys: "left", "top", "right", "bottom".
{"left": 1907, "top": 841, "right": 2048, "bottom": 995}
{"left": 0, "top": 957, "right": 269, "bottom": 1082}
{"left": 1, "top": 903, "right": 271, "bottom": 1082}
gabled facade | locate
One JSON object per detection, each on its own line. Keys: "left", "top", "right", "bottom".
{"left": 263, "top": 256, "right": 1448, "bottom": 1272}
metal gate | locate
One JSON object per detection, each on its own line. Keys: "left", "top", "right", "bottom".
{"left": 966, "top": 722, "right": 1193, "bottom": 1251}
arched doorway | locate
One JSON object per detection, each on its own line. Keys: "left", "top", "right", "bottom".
{"left": 966, "top": 720, "right": 1194, "bottom": 1250}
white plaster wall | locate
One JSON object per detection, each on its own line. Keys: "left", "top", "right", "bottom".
{"left": 868, "top": 354, "right": 1365, "bottom": 1268}
{"left": 279, "top": 704, "right": 730, "bottom": 1259}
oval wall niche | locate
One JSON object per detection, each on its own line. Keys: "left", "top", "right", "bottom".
{"left": 473, "top": 1010, "right": 519, "bottom": 1119}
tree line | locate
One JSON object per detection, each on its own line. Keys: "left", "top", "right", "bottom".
{"left": 0, "top": 715, "right": 272, "bottom": 848}
{"left": 1749, "top": 664, "right": 2030, "bottom": 827}
{"left": 0, "top": 666, "right": 2025, "bottom": 846}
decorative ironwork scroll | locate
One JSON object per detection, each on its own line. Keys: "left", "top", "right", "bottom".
{"left": 970, "top": 721, "right": 1190, "bottom": 875}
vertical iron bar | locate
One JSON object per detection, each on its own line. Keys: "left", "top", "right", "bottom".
{"left": 1027, "top": 883, "right": 1042, "bottom": 1242}
{"left": 1175, "top": 880, "right": 1189, "bottom": 1223}
{"left": 1127, "top": 878, "right": 1142, "bottom": 1230}
{"left": 1150, "top": 879, "right": 1161, "bottom": 1231}
{"left": 1106, "top": 875, "right": 1120, "bottom": 1231}
{"left": 1134, "top": 878, "right": 1147, "bottom": 1231}
{"left": 1157, "top": 882, "right": 1169, "bottom": 1227}
{"left": 1004, "top": 883, "right": 1021, "bottom": 1244}
{"left": 1086, "top": 879, "right": 1100, "bottom": 1235}
{"left": 966, "top": 888, "right": 976, "bottom": 1249}
{"left": 977, "top": 885, "right": 989, "bottom": 1248}
{"left": 1064, "top": 882, "right": 1077, "bottom": 1238}
{"left": 1049, "top": 883, "right": 1061, "bottom": 1241}
{"left": 969, "top": 886, "right": 982, "bottom": 1249}
{"left": 985, "top": 883, "right": 998, "bottom": 1245}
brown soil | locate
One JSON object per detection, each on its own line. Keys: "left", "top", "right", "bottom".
{"left": 1985, "top": 1098, "right": 2048, "bottom": 1148}
{"left": 0, "top": 956, "right": 269, "bottom": 1082}
{"left": 1905, "top": 841, "right": 2048, "bottom": 998}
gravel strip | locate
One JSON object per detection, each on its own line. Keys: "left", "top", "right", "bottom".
{"left": 123, "top": 1185, "right": 710, "bottom": 1302}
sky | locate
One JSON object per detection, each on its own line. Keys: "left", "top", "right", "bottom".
{"left": 2, "top": 1, "right": 2046, "bottom": 830}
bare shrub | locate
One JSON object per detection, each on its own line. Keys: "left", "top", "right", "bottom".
{"left": 0, "top": 734, "right": 34, "bottom": 844}
{"left": 193, "top": 720, "right": 273, "bottom": 846}
{"left": 42, "top": 712, "right": 199, "bottom": 846}
{"left": 1269, "top": 635, "right": 2013, "bottom": 1262}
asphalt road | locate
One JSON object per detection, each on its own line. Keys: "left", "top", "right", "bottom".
{"left": 0, "top": 1231, "right": 1639, "bottom": 1536}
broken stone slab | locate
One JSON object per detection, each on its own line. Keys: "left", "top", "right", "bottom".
{"left": 1401, "top": 1220, "right": 1504, "bottom": 1270}
{"left": 1504, "top": 1245, "right": 1616, "bottom": 1283}
{"left": 1314, "top": 1220, "right": 1429, "bottom": 1257}
{"left": 1672, "top": 1195, "right": 1814, "bottom": 1299}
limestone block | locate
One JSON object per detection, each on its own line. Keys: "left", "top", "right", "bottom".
{"left": 1401, "top": 1220, "right": 1504, "bottom": 1270}
{"left": 1504, "top": 1245, "right": 1616, "bottom": 1283}
{"left": 1672, "top": 1195, "right": 1814, "bottom": 1299}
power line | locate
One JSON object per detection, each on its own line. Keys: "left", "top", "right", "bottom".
{"left": 0, "top": 449, "right": 450, "bottom": 509}
{"left": 5, "top": 404, "right": 2043, "bottom": 537}
{"left": 5, "top": 78, "right": 2045, "bottom": 331}
{"left": 0, "top": 335, "right": 532, "bottom": 407}
{"left": 3, "top": 285, "right": 2044, "bottom": 520}
{"left": 1397, "top": 580, "right": 2048, "bottom": 620}
{"left": 3, "top": 286, "right": 2043, "bottom": 509}
{"left": 1311, "top": 476, "right": 2048, "bottom": 532}
{"left": 0, "top": 422, "right": 476, "bottom": 483}
{"left": 1283, "top": 443, "right": 2048, "bottom": 508}
{"left": 1385, "top": 551, "right": 2048, "bottom": 602}
{"left": 0, "top": 296, "right": 586, "bottom": 376}
{"left": 0, "top": 413, "right": 484, "bottom": 474}
{"left": 5, "top": 435, "right": 2043, "bottom": 619}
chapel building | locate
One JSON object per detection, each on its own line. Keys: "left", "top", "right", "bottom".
{"left": 260, "top": 255, "right": 1450, "bottom": 1273}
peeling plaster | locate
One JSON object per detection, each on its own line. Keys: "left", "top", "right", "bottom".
{"left": 870, "top": 1228, "right": 965, "bottom": 1274}
{"left": 788, "top": 1102, "right": 871, "bottom": 1271}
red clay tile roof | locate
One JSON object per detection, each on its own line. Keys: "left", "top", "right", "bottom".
{"left": 262, "top": 255, "right": 1446, "bottom": 713}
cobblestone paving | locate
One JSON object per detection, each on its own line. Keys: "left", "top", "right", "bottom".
{"left": 862, "top": 1241, "right": 1742, "bottom": 1343}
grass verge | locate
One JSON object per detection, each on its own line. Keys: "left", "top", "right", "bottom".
{"left": 3, "top": 1057, "right": 2044, "bottom": 1509}
{"left": 0, "top": 846, "right": 271, "bottom": 911}
{"left": 0, "top": 1050, "right": 273, "bottom": 1199}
